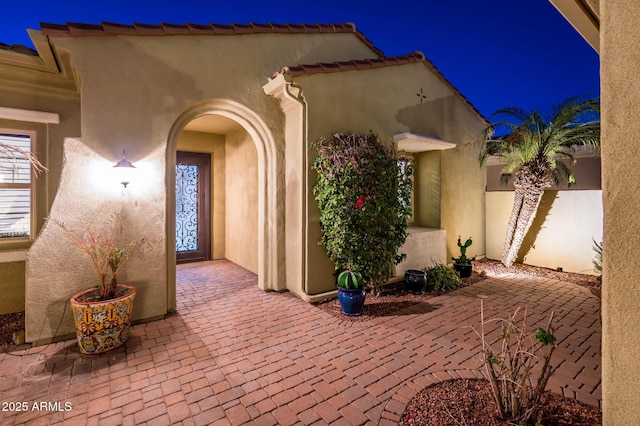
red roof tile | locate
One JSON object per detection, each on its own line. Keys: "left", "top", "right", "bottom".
{"left": 0, "top": 42, "right": 38, "bottom": 56}
{"left": 282, "top": 51, "right": 424, "bottom": 76}
{"left": 39, "top": 21, "right": 384, "bottom": 56}
{"left": 36, "top": 21, "right": 484, "bottom": 122}
{"left": 280, "top": 51, "right": 487, "bottom": 123}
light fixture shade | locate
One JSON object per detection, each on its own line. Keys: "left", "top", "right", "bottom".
{"left": 113, "top": 149, "right": 135, "bottom": 188}
{"left": 114, "top": 157, "right": 135, "bottom": 169}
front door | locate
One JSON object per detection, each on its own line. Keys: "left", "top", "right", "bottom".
{"left": 176, "top": 151, "right": 211, "bottom": 263}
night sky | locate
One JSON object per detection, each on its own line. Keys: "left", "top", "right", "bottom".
{"left": 1, "top": 0, "right": 599, "bottom": 120}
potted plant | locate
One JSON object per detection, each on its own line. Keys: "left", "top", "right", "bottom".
{"left": 404, "top": 269, "right": 428, "bottom": 293}
{"left": 55, "top": 212, "right": 145, "bottom": 354}
{"left": 452, "top": 236, "right": 476, "bottom": 278}
{"left": 336, "top": 270, "right": 366, "bottom": 315}
{"left": 312, "top": 132, "right": 413, "bottom": 303}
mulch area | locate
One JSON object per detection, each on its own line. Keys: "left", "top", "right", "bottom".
{"left": 473, "top": 257, "right": 601, "bottom": 298}
{"left": 400, "top": 378, "right": 602, "bottom": 426}
{"left": 0, "top": 311, "right": 24, "bottom": 351}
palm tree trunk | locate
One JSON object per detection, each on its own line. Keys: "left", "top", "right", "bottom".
{"left": 501, "top": 188, "right": 525, "bottom": 265}
{"left": 503, "top": 187, "right": 545, "bottom": 267}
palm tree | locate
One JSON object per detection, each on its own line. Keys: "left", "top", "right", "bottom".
{"left": 480, "top": 96, "right": 600, "bottom": 267}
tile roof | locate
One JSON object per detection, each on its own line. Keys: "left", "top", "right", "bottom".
{"left": 0, "top": 42, "right": 37, "bottom": 56}
{"left": 279, "top": 51, "right": 487, "bottom": 123}
{"left": 36, "top": 21, "right": 485, "bottom": 122}
{"left": 39, "top": 21, "right": 384, "bottom": 57}
{"left": 281, "top": 51, "right": 426, "bottom": 76}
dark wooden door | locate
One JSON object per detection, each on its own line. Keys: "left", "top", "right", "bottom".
{"left": 176, "top": 151, "right": 211, "bottom": 263}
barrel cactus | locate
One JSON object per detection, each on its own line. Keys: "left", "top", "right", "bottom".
{"left": 337, "top": 270, "right": 364, "bottom": 289}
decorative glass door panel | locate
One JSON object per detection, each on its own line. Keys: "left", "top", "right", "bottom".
{"left": 176, "top": 152, "right": 210, "bottom": 263}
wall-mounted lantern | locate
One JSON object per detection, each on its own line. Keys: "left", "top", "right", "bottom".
{"left": 113, "top": 149, "right": 135, "bottom": 188}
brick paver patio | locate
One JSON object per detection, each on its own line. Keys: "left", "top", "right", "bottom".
{"left": 0, "top": 260, "right": 601, "bottom": 425}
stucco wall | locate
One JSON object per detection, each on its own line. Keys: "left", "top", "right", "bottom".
{"left": 601, "top": 1, "right": 640, "bottom": 423}
{"left": 20, "top": 29, "right": 382, "bottom": 342}
{"left": 393, "top": 228, "right": 447, "bottom": 276}
{"left": 486, "top": 190, "right": 602, "bottom": 274}
{"left": 26, "top": 138, "right": 166, "bottom": 344}
{"left": 224, "top": 128, "right": 258, "bottom": 274}
{"left": 0, "top": 43, "right": 80, "bottom": 323}
{"left": 293, "top": 62, "right": 487, "bottom": 295}
{"left": 440, "top": 136, "right": 486, "bottom": 263}
{"left": 0, "top": 261, "right": 25, "bottom": 314}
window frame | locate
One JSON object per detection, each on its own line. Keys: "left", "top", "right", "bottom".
{"left": 0, "top": 128, "right": 37, "bottom": 244}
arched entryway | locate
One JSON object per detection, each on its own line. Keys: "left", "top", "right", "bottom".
{"left": 165, "top": 99, "right": 284, "bottom": 311}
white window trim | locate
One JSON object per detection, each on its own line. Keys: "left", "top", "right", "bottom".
{"left": 0, "top": 107, "right": 59, "bottom": 124}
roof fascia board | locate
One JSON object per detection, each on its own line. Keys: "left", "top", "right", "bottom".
{"left": 548, "top": 0, "right": 599, "bottom": 52}
{"left": 0, "top": 30, "right": 59, "bottom": 73}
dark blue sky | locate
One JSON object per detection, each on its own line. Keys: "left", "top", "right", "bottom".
{"left": 1, "top": 0, "right": 599, "bottom": 120}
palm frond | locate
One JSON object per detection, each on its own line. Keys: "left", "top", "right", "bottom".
{"left": 551, "top": 161, "right": 575, "bottom": 186}
{"left": 489, "top": 106, "right": 531, "bottom": 122}
{"left": 479, "top": 95, "right": 600, "bottom": 186}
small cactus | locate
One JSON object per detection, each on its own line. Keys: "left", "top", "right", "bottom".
{"left": 452, "top": 236, "right": 476, "bottom": 265}
{"left": 337, "top": 270, "right": 364, "bottom": 289}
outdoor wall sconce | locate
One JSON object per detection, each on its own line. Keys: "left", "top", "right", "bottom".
{"left": 113, "top": 149, "right": 135, "bottom": 188}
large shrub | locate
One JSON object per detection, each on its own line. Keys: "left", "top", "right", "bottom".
{"left": 313, "top": 132, "right": 413, "bottom": 294}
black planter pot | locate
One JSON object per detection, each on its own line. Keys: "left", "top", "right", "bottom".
{"left": 404, "top": 269, "right": 428, "bottom": 292}
{"left": 453, "top": 262, "right": 473, "bottom": 278}
{"left": 337, "top": 287, "right": 366, "bottom": 316}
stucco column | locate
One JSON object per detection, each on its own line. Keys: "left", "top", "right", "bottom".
{"left": 601, "top": 0, "right": 640, "bottom": 423}
{"left": 263, "top": 75, "right": 309, "bottom": 299}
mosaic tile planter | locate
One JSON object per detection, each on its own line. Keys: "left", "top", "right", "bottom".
{"left": 70, "top": 284, "right": 136, "bottom": 354}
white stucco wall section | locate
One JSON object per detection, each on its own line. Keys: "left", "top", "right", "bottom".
{"left": 486, "top": 190, "right": 602, "bottom": 274}
{"left": 26, "top": 138, "right": 166, "bottom": 344}
{"left": 225, "top": 128, "right": 259, "bottom": 274}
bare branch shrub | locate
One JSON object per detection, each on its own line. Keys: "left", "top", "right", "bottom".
{"left": 478, "top": 301, "right": 557, "bottom": 423}
{"left": 0, "top": 140, "right": 47, "bottom": 175}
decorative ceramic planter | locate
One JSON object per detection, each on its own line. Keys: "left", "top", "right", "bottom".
{"left": 337, "top": 287, "right": 366, "bottom": 316}
{"left": 404, "top": 269, "right": 428, "bottom": 292}
{"left": 70, "top": 284, "right": 136, "bottom": 354}
{"left": 453, "top": 263, "right": 473, "bottom": 278}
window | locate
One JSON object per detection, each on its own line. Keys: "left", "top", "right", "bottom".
{"left": 398, "top": 156, "right": 415, "bottom": 224}
{"left": 0, "top": 133, "right": 34, "bottom": 239}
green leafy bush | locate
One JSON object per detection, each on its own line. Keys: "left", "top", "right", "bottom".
{"left": 313, "top": 132, "right": 413, "bottom": 294}
{"left": 423, "top": 263, "right": 462, "bottom": 292}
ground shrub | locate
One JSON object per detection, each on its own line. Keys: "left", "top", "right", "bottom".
{"left": 423, "top": 263, "right": 462, "bottom": 292}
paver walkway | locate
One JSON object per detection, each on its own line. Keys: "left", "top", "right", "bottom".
{"left": 0, "top": 260, "right": 601, "bottom": 425}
